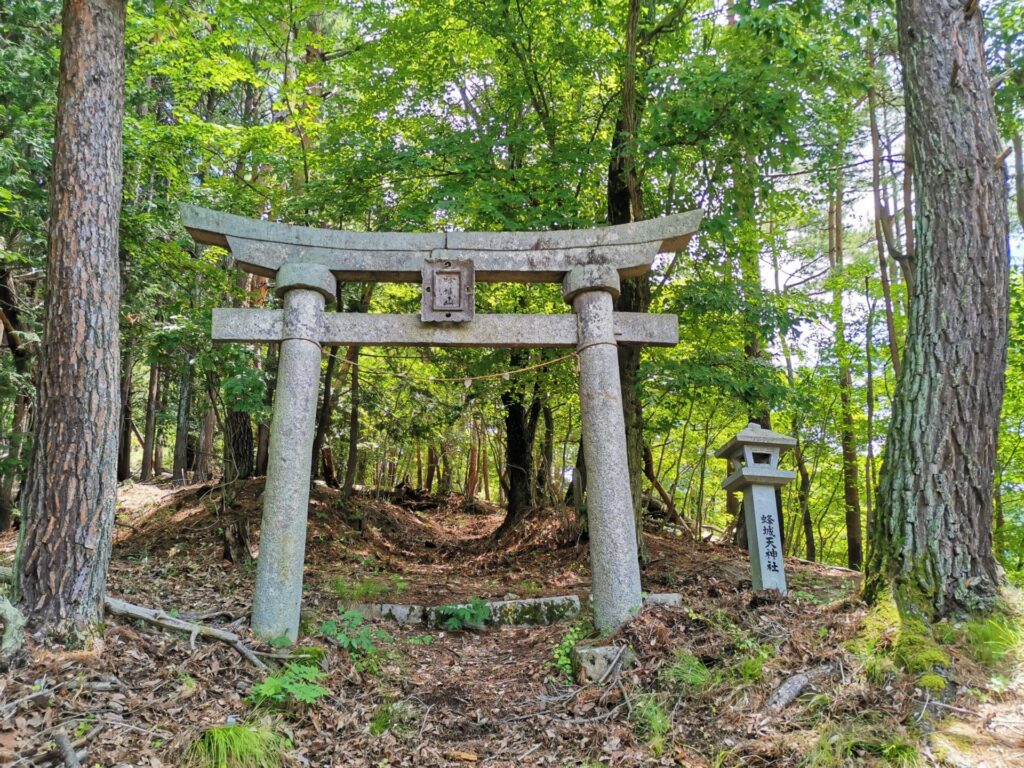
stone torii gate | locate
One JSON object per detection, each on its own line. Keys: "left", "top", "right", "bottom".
{"left": 181, "top": 205, "right": 702, "bottom": 640}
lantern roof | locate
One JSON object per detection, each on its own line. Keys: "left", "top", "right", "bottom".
{"left": 714, "top": 422, "right": 797, "bottom": 459}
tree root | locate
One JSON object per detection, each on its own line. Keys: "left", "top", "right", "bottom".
{"left": 104, "top": 596, "right": 266, "bottom": 669}
{"left": 0, "top": 567, "right": 265, "bottom": 670}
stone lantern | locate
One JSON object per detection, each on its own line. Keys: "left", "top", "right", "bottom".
{"left": 716, "top": 423, "right": 797, "bottom": 594}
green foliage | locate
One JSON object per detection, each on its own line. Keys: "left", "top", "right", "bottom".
{"left": 435, "top": 597, "right": 490, "bottom": 631}
{"left": 248, "top": 664, "right": 329, "bottom": 710}
{"left": 661, "top": 648, "right": 714, "bottom": 694}
{"left": 368, "top": 699, "right": 416, "bottom": 737}
{"left": 961, "top": 613, "right": 1024, "bottom": 666}
{"left": 317, "top": 610, "right": 394, "bottom": 670}
{"left": 802, "top": 722, "right": 920, "bottom": 768}
{"left": 550, "top": 621, "right": 592, "bottom": 682}
{"left": 334, "top": 575, "right": 408, "bottom": 603}
{"left": 629, "top": 694, "right": 671, "bottom": 757}
{"left": 184, "top": 723, "right": 292, "bottom": 768}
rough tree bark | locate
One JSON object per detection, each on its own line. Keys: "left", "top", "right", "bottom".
{"left": 16, "top": 0, "right": 126, "bottom": 634}
{"left": 866, "top": 0, "right": 1008, "bottom": 618}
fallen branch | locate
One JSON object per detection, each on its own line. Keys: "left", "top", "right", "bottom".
{"left": 104, "top": 597, "right": 266, "bottom": 669}
{"left": 765, "top": 664, "right": 832, "bottom": 713}
{"left": 54, "top": 730, "right": 81, "bottom": 768}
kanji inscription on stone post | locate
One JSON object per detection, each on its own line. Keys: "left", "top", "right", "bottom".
{"left": 716, "top": 423, "right": 797, "bottom": 594}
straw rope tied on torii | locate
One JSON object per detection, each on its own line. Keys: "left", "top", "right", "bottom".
{"left": 181, "top": 204, "right": 703, "bottom": 640}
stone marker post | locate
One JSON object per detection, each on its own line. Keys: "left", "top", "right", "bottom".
{"left": 564, "top": 265, "right": 643, "bottom": 631}
{"left": 251, "top": 263, "right": 337, "bottom": 641}
{"left": 716, "top": 423, "right": 797, "bottom": 594}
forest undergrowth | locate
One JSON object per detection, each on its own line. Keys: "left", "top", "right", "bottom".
{"left": 1, "top": 480, "right": 1021, "bottom": 767}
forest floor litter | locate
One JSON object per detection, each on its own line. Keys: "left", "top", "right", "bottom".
{"left": 1, "top": 479, "right": 1022, "bottom": 766}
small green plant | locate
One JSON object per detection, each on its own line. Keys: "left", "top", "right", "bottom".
{"left": 249, "top": 664, "right": 329, "bottom": 710}
{"left": 962, "top": 613, "right": 1023, "bottom": 665}
{"left": 661, "top": 648, "right": 713, "bottom": 694}
{"left": 550, "top": 621, "right": 591, "bottom": 681}
{"left": 630, "top": 693, "right": 670, "bottom": 757}
{"left": 334, "top": 574, "right": 408, "bottom": 602}
{"left": 517, "top": 578, "right": 543, "bottom": 596}
{"left": 368, "top": 699, "right": 416, "bottom": 736}
{"left": 406, "top": 634, "right": 433, "bottom": 646}
{"left": 434, "top": 597, "right": 490, "bottom": 631}
{"left": 802, "top": 722, "right": 920, "bottom": 767}
{"left": 732, "top": 644, "right": 772, "bottom": 682}
{"left": 183, "top": 723, "right": 292, "bottom": 768}
{"left": 73, "top": 716, "right": 96, "bottom": 739}
{"left": 318, "top": 610, "right": 394, "bottom": 670}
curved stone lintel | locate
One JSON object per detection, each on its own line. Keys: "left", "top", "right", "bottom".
{"left": 274, "top": 262, "right": 337, "bottom": 306}
{"left": 562, "top": 264, "right": 621, "bottom": 303}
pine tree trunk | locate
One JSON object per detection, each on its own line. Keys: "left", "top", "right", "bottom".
{"left": 17, "top": 0, "right": 126, "bottom": 634}
{"left": 866, "top": 0, "right": 1007, "bottom": 618}
{"left": 223, "top": 410, "right": 254, "bottom": 484}
{"left": 191, "top": 406, "right": 214, "bottom": 483}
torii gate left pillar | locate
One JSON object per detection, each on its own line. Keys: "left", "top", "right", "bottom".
{"left": 251, "top": 263, "right": 336, "bottom": 640}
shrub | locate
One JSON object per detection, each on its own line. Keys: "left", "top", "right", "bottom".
{"left": 317, "top": 610, "right": 394, "bottom": 671}
{"left": 249, "top": 664, "right": 329, "bottom": 710}
{"left": 435, "top": 597, "right": 490, "bottom": 631}
{"left": 183, "top": 723, "right": 292, "bottom": 768}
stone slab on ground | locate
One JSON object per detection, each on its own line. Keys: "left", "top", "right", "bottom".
{"left": 353, "top": 594, "right": 581, "bottom": 629}
{"left": 571, "top": 644, "right": 637, "bottom": 684}
{"left": 643, "top": 593, "right": 682, "bottom": 607}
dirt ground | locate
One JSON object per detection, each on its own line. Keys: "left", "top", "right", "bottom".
{"left": 1, "top": 480, "right": 1022, "bottom": 767}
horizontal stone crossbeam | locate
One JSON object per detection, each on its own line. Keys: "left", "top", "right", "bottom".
{"left": 181, "top": 204, "right": 703, "bottom": 283}
{"left": 212, "top": 309, "right": 679, "bottom": 348}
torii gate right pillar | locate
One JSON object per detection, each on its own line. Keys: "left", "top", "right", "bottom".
{"left": 564, "top": 265, "right": 643, "bottom": 631}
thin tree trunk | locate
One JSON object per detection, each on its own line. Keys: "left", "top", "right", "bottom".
{"left": 154, "top": 369, "right": 166, "bottom": 477}
{"left": 140, "top": 364, "right": 159, "bottom": 481}
{"left": 342, "top": 348, "right": 360, "bottom": 500}
{"left": 191, "top": 406, "right": 214, "bottom": 483}
{"left": 171, "top": 364, "right": 193, "bottom": 483}
{"left": 254, "top": 343, "right": 278, "bottom": 476}
{"left": 17, "top": 0, "right": 126, "bottom": 634}
{"left": 868, "top": 68, "right": 903, "bottom": 377}
{"left": 116, "top": 350, "right": 133, "bottom": 482}
{"left": 829, "top": 187, "right": 863, "bottom": 571}
{"left": 465, "top": 420, "right": 479, "bottom": 499}
{"left": 425, "top": 445, "right": 437, "bottom": 493}
{"left": 866, "top": 0, "right": 1007, "bottom": 618}
{"left": 1014, "top": 132, "right": 1024, "bottom": 229}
